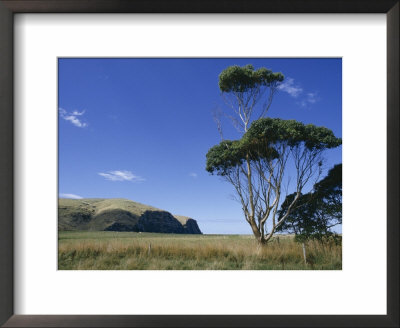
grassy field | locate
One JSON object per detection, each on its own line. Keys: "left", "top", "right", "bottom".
{"left": 58, "top": 231, "right": 341, "bottom": 270}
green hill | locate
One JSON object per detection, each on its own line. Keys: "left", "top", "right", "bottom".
{"left": 58, "top": 198, "right": 202, "bottom": 234}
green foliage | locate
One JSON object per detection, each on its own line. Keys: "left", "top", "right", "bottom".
{"left": 277, "top": 164, "right": 342, "bottom": 242}
{"left": 243, "top": 118, "right": 342, "bottom": 150}
{"left": 206, "top": 118, "right": 342, "bottom": 176}
{"left": 218, "top": 64, "right": 284, "bottom": 93}
{"left": 205, "top": 140, "right": 246, "bottom": 175}
{"left": 314, "top": 163, "right": 342, "bottom": 195}
{"left": 205, "top": 139, "right": 278, "bottom": 176}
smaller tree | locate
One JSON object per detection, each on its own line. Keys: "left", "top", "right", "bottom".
{"left": 276, "top": 164, "right": 342, "bottom": 242}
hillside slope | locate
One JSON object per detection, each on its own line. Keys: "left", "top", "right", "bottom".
{"left": 58, "top": 198, "right": 202, "bottom": 234}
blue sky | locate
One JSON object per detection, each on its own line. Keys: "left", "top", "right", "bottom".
{"left": 58, "top": 58, "right": 342, "bottom": 234}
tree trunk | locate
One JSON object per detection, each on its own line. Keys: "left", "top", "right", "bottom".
{"left": 249, "top": 220, "right": 261, "bottom": 240}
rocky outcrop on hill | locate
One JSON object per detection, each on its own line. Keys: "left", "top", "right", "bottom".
{"left": 182, "top": 218, "right": 202, "bottom": 234}
{"left": 137, "top": 211, "right": 185, "bottom": 233}
{"left": 58, "top": 198, "right": 202, "bottom": 234}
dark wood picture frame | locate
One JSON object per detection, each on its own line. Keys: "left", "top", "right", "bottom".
{"left": 0, "top": 1, "right": 398, "bottom": 327}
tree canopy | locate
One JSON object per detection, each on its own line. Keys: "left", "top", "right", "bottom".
{"left": 276, "top": 164, "right": 342, "bottom": 242}
{"left": 218, "top": 64, "right": 284, "bottom": 93}
{"left": 206, "top": 118, "right": 342, "bottom": 176}
{"left": 244, "top": 118, "right": 342, "bottom": 150}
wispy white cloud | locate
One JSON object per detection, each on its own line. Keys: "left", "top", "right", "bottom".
{"left": 306, "top": 92, "right": 318, "bottom": 104}
{"left": 298, "top": 92, "right": 320, "bottom": 108}
{"left": 277, "top": 78, "right": 303, "bottom": 98}
{"left": 98, "top": 170, "right": 145, "bottom": 182}
{"left": 278, "top": 78, "right": 320, "bottom": 108}
{"left": 59, "top": 193, "right": 83, "bottom": 199}
{"left": 189, "top": 172, "right": 198, "bottom": 178}
{"left": 59, "top": 108, "right": 88, "bottom": 128}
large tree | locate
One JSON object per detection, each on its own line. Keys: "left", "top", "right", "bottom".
{"left": 206, "top": 118, "right": 342, "bottom": 245}
{"left": 276, "top": 164, "right": 342, "bottom": 242}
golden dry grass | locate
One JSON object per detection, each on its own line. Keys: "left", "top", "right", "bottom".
{"left": 58, "top": 231, "right": 341, "bottom": 270}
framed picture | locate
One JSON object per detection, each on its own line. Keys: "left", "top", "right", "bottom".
{"left": 0, "top": 0, "right": 398, "bottom": 327}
